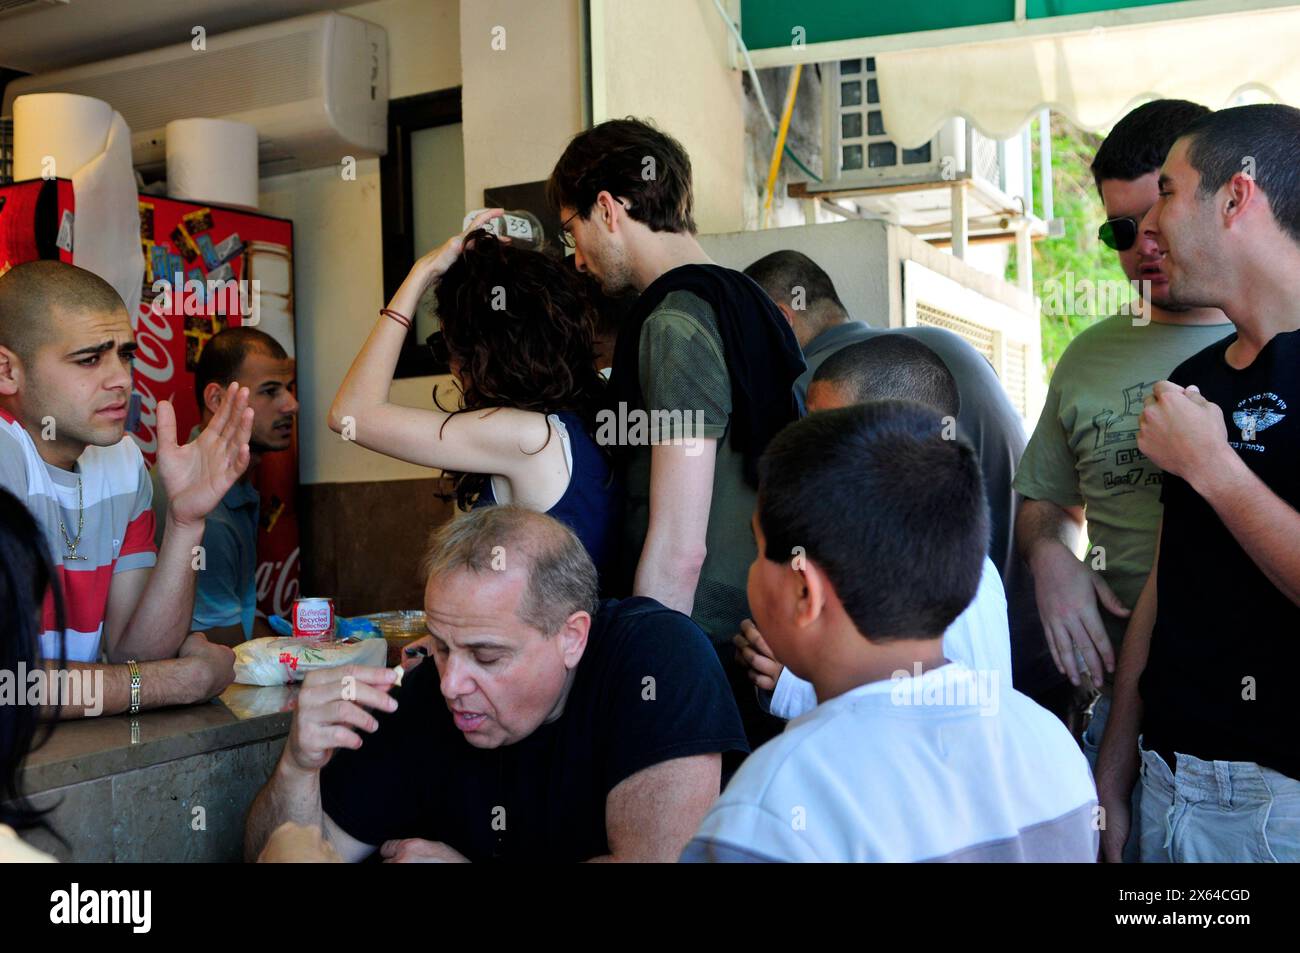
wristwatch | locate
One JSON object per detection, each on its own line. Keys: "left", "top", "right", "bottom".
{"left": 127, "top": 659, "right": 141, "bottom": 715}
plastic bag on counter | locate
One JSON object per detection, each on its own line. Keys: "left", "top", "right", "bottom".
{"left": 265, "top": 614, "right": 383, "bottom": 639}
{"left": 233, "top": 637, "right": 388, "bottom": 686}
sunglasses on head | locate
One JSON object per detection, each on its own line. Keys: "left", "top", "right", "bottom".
{"left": 1098, "top": 216, "right": 1139, "bottom": 252}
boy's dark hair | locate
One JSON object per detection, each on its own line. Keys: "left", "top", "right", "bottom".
{"left": 0, "top": 260, "right": 125, "bottom": 364}
{"left": 743, "top": 249, "right": 847, "bottom": 316}
{"left": 546, "top": 118, "right": 696, "bottom": 234}
{"left": 1091, "top": 99, "right": 1211, "bottom": 195}
{"left": 1182, "top": 103, "right": 1300, "bottom": 246}
{"left": 757, "top": 402, "right": 987, "bottom": 641}
{"left": 813, "top": 336, "right": 960, "bottom": 419}
{"left": 193, "top": 326, "right": 289, "bottom": 410}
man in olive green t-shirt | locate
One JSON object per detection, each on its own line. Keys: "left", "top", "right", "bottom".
{"left": 1017, "top": 315, "right": 1232, "bottom": 643}
{"left": 623, "top": 291, "right": 754, "bottom": 641}
{"left": 550, "top": 120, "right": 804, "bottom": 748}
{"left": 1014, "top": 100, "right": 1232, "bottom": 749}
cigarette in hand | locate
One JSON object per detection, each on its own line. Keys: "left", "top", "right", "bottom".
{"left": 391, "top": 663, "right": 405, "bottom": 687}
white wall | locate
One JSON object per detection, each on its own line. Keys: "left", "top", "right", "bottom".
{"left": 699, "top": 219, "right": 893, "bottom": 329}
{"left": 347, "top": 0, "right": 460, "bottom": 98}
{"left": 591, "top": 0, "right": 745, "bottom": 234}
{"left": 258, "top": 0, "right": 460, "bottom": 484}
{"left": 458, "top": 0, "right": 584, "bottom": 210}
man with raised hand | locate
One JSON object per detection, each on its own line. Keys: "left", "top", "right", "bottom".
{"left": 0, "top": 260, "right": 247, "bottom": 716}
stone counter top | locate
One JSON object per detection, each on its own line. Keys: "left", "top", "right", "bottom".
{"left": 20, "top": 683, "right": 299, "bottom": 795}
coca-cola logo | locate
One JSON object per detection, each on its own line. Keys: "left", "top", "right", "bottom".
{"left": 255, "top": 546, "right": 301, "bottom": 619}
{"left": 130, "top": 298, "right": 176, "bottom": 464}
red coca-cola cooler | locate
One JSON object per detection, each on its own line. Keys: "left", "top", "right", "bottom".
{"left": 0, "top": 177, "right": 301, "bottom": 622}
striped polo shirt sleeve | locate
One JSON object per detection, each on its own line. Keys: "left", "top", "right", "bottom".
{"left": 116, "top": 455, "right": 157, "bottom": 574}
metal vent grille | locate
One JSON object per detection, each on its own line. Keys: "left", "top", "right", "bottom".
{"left": 915, "top": 300, "right": 1031, "bottom": 417}
{"left": 970, "top": 128, "right": 1000, "bottom": 184}
{"left": 1002, "top": 340, "right": 1030, "bottom": 419}
{"left": 832, "top": 57, "right": 936, "bottom": 179}
{"left": 914, "top": 301, "right": 996, "bottom": 364}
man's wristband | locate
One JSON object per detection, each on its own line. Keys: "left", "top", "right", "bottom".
{"left": 127, "top": 659, "right": 142, "bottom": 715}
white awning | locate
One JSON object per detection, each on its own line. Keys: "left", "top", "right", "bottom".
{"left": 877, "top": 5, "right": 1300, "bottom": 147}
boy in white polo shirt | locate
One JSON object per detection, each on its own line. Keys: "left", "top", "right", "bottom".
{"left": 683, "top": 402, "right": 1098, "bottom": 863}
{"left": 734, "top": 336, "right": 1013, "bottom": 719}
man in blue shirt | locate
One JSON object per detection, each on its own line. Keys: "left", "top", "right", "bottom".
{"left": 153, "top": 327, "right": 297, "bottom": 644}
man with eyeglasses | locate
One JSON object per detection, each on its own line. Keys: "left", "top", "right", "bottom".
{"left": 1013, "top": 100, "right": 1232, "bottom": 859}
{"left": 547, "top": 119, "right": 805, "bottom": 750}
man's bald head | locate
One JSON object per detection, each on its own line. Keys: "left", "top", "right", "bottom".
{"left": 0, "top": 261, "right": 127, "bottom": 365}
{"left": 422, "top": 504, "right": 598, "bottom": 636}
{"left": 810, "top": 335, "right": 960, "bottom": 419}
{"left": 744, "top": 250, "right": 849, "bottom": 346}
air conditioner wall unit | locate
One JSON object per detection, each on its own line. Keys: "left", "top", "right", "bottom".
{"left": 822, "top": 57, "right": 1017, "bottom": 191}
{"left": 1, "top": 12, "right": 388, "bottom": 177}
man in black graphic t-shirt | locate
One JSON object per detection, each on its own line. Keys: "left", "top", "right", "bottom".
{"left": 1096, "top": 105, "right": 1300, "bottom": 863}
{"left": 1141, "top": 342, "right": 1299, "bottom": 779}
{"left": 243, "top": 505, "right": 746, "bottom": 863}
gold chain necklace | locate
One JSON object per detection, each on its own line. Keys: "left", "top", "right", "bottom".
{"left": 58, "top": 474, "right": 87, "bottom": 561}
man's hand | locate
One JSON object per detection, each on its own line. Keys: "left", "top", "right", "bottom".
{"left": 285, "top": 666, "right": 399, "bottom": 774}
{"left": 1030, "top": 542, "right": 1126, "bottom": 687}
{"left": 1138, "top": 381, "right": 1231, "bottom": 487}
{"left": 380, "top": 838, "right": 469, "bottom": 863}
{"left": 177, "top": 632, "right": 236, "bottom": 703}
{"left": 257, "top": 822, "right": 343, "bottom": 863}
{"left": 732, "top": 619, "right": 782, "bottom": 692}
{"left": 157, "top": 381, "right": 254, "bottom": 527}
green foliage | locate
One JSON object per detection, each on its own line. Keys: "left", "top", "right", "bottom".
{"left": 1008, "top": 115, "right": 1129, "bottom": 380}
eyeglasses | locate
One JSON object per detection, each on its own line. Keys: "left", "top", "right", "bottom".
{"left": 559, "top": 210, "right": 579, "bottom": 250}
{"left": 1098, "top": 216, "right": 1140, "bottom": 252}
{"left": 559, "top": 197, "right": 633, "bottom": 250}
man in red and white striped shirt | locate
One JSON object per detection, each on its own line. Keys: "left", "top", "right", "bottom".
{"left": 0, "top": 260, "right": 249, "bottom": 717}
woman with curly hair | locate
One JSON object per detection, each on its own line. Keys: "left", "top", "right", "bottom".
{"left": 330, "top": 211, "right": 618, "bottom": 583}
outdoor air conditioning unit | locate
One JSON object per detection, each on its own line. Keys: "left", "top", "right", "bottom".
{"left": 812, "top": 56, "right": 1037, "bottom": 242}
{"left": 1, "top": 11, "right": 388, "bottom": 177}
{"left": 824, "top": 57, "right": 1016, "bottom": 192}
